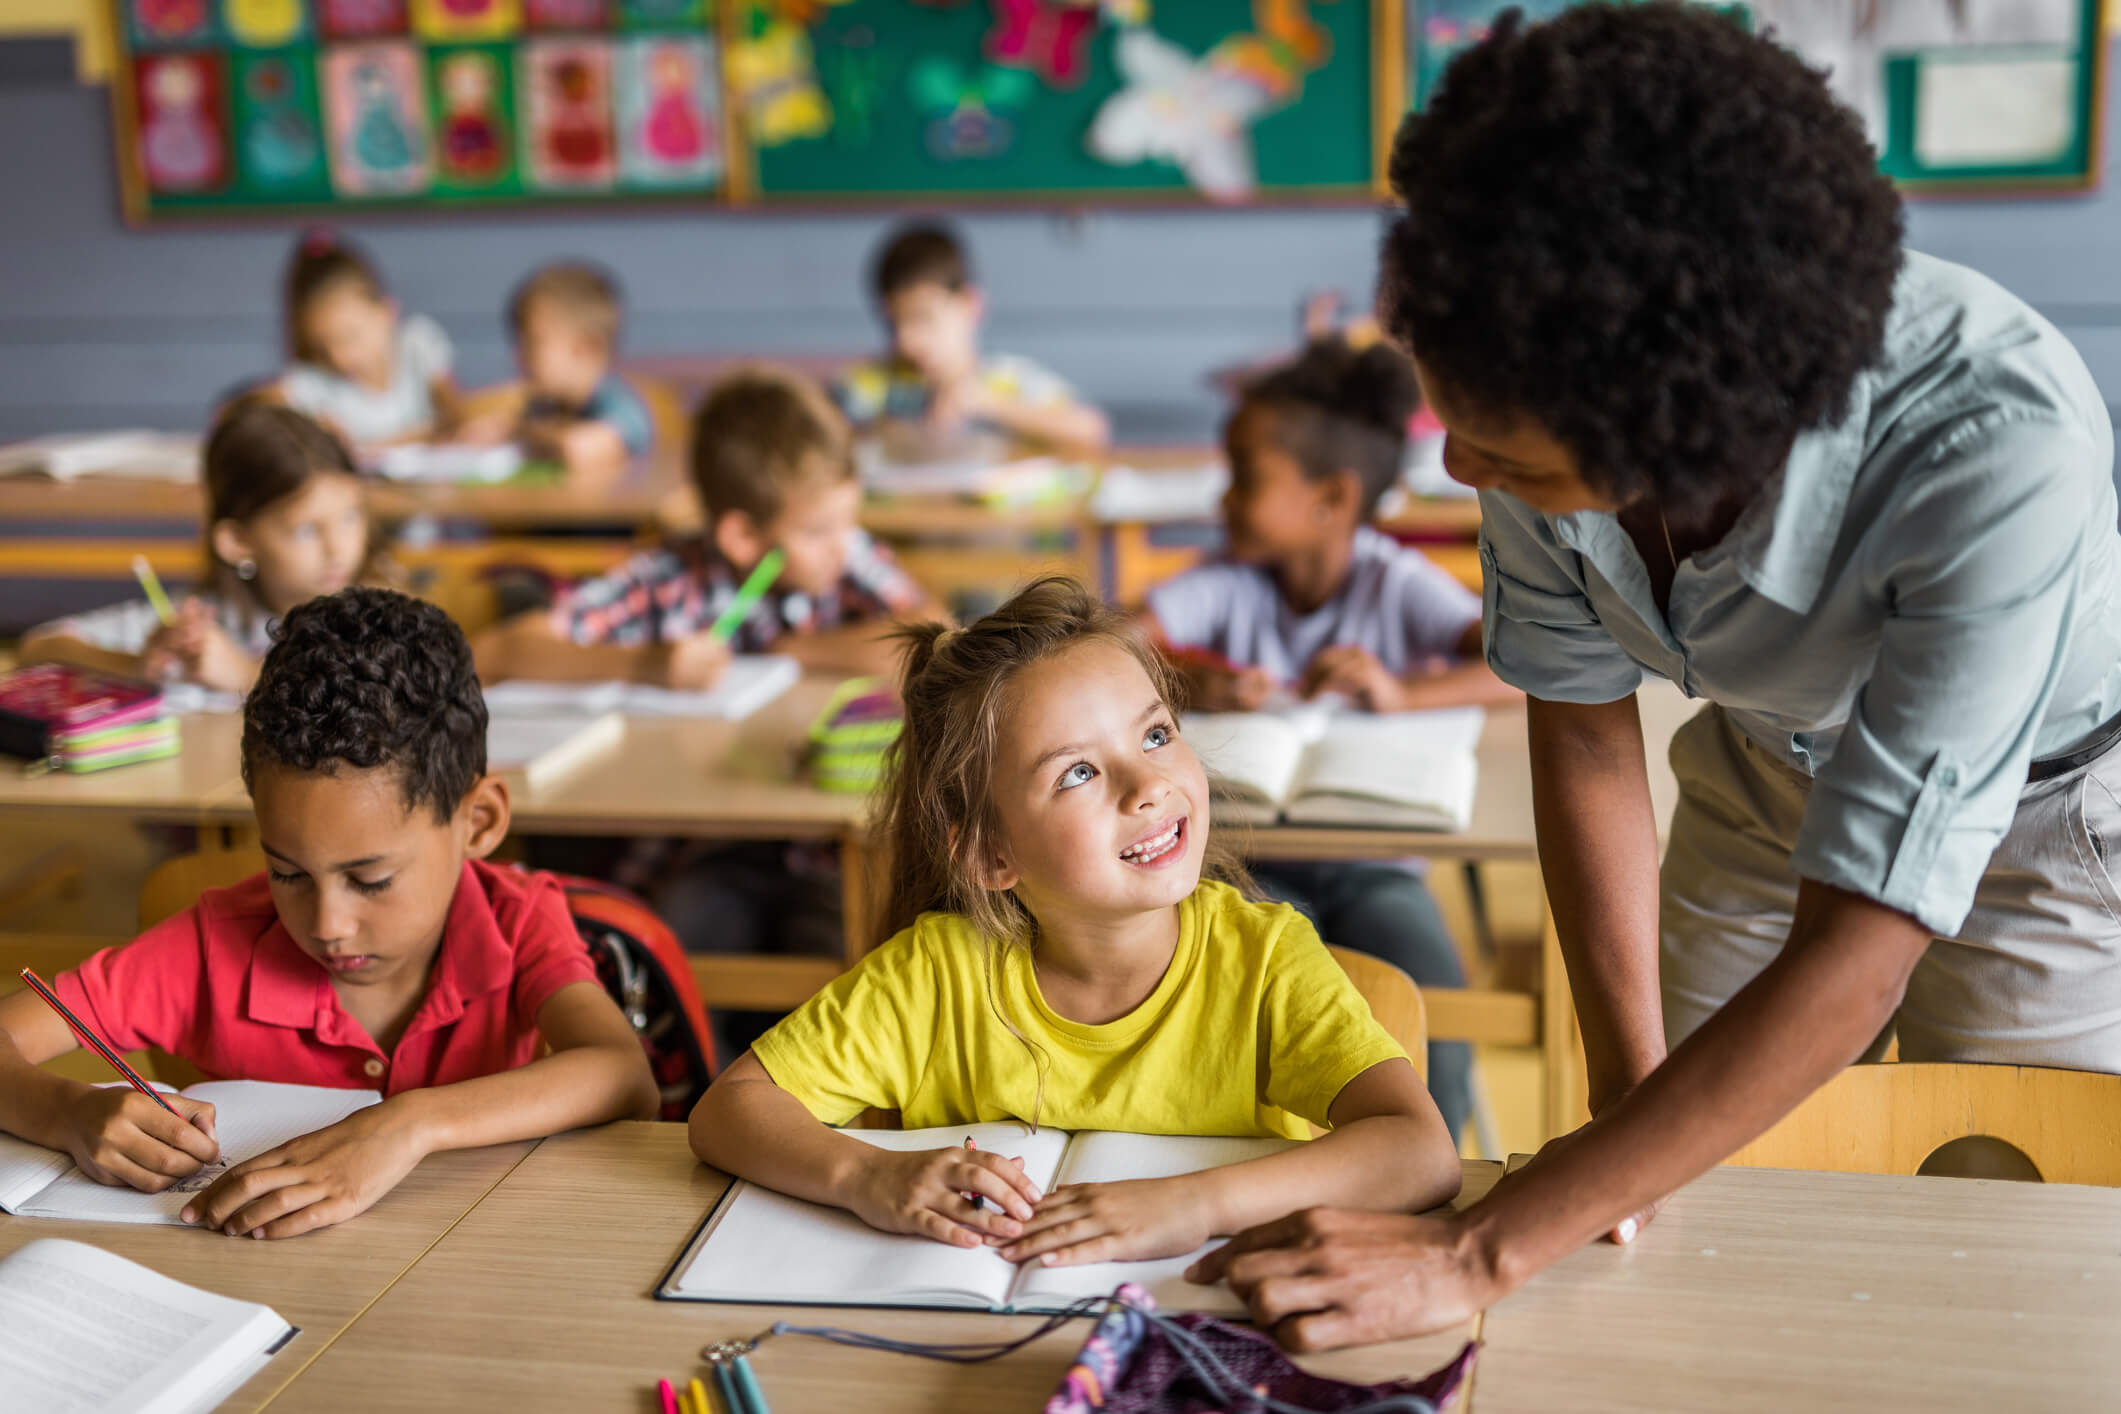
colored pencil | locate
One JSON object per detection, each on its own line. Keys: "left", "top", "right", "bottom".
{"left": 707, "top": 549, "right": 785, "bottom": 644}
{"left": 132, "top": 555, "right": 176, "bottom": 627}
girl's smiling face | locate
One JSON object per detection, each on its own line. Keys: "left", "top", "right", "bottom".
{"left": 985, "top": 639, "right": 1210, "bottom": 930}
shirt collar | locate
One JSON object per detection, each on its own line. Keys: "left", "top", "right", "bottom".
{"left": 1549, "top": 373, "right": 1873, "bottom": 618}
{"left": 242, "top": 862, "right": 518, "bottom": 1042}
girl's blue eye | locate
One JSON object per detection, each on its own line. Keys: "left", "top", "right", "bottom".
{"left": 1058, "top": 762, "right": 1096, "bottom": 790}
{"left": 1144, "top": 723, "right": 1173, "bottom": 750}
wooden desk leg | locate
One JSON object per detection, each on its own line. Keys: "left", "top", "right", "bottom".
{"left": 1539, "top": 908, "right": 1589, "bottom": 1140}
{"left": 839, "top": 832, "right": 874, "bottom": 966}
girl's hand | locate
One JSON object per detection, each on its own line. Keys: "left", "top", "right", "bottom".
{"left": 999, "top": 1177, "right": 1209, "bottom": 1267}
{"left": 58, "top": 1088, "right": 220, "bottom": 1193}
{"left": 848, "top": 1146, "right": 1043, "bottom": 1249}
{"left": 178, "top": 619, "right": 259, "bottom": 694}
{"left": 180, "top": 1101, "right": 429, "bottom": 1240}
{"left": 1301, "top": 646, "right": 1405, "bottom": 712}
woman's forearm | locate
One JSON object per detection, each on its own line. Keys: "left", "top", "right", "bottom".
{"left": 1463, "top": 882, "right": 1929, "bottom": 1286}
{"left": 1526, "top": 694, "right": 1669, "bottom": 1110}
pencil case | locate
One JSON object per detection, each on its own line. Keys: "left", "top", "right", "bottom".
{"left": 803, "top": 677, "right": 903, "bottom": 794}
{"left": 0, "top": 663, "right": 167, "bottom": 765}
{"left": 53, "top": 716, "right": 181, "bottom": 773}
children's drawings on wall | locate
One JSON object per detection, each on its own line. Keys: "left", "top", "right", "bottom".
{"left": 137, "top": 53, "right": 229, "bottom": 192}
{"left": 432, "top": 45, "right": 517, "bottom": 188}
{"left": 319, "top": 0, "right": 409, "bottom": 39}
{"left": 909, "top": 56, "right": 1035, "bottom": 158}
{"left": 729, "top": 14, "right": 834, "bottom": 146}
{"left": 234, "top": 51, "right": 328, "bottom": 192}
{"left": 322, "top": 42, "right": 433, "bottom": 194}
{"left": 129, "top": 0, "right": 219, "bottom": 49}
{"left": 224, "top": 0, "right": 310, "bottom": 47}
{"left": 409, "top": 0, "right": 525, "bottom": 42}
{"left": 617, "top": 35, "right": 723, "bottom": 185}
{"left": 522, "top": 38, "right": 619, "bottom": 187}
{"left": 527, "top": 0, "right": 608, "bottom": 25}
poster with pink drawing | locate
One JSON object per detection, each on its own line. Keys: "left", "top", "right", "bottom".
{"left": 321, "top": 42, "right": 434, "bottom": 196}
{"left": 520, "top": 38, "right": 617, "bottom": 189}
{"left": 615, "top": 35, "right": 719, "bottom": 190}
{"left": 135, "top": 53, "right": 230, "bottom": 193}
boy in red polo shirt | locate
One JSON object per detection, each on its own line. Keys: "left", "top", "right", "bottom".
{"left": 0, "top": 588, "right": 658, "bottom": 1239}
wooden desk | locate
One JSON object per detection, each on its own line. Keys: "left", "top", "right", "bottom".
{"left": 1472, "top": 1163, "right": 2121, "bottom": 1412}
{"left": 0, "top": 713, "right": 248, "bottom": 826}
{"left": 269, "top": 1122, "right": 1496, "bottom": 1413}
{"left": 0, "top": 1140, "right": 535, "bottom": 1413}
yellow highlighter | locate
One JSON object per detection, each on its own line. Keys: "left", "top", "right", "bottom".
{"left": 132, "top": 554, "right": 176, "bottom": 627}
{"left": 689, "top": 1377, "right": 712, "bottom": 1414}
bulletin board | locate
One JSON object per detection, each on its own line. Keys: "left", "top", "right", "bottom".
{"left": 1402, "top": 0, "right": 2111, "bottom": 193}
{"left": 107, "top": 0, "right": 1411, "bottom": 219}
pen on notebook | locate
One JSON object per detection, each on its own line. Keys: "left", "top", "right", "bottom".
{"left": 707, "top": 548, "right": 785, "bottom": 644}
{"left": 963, "top": 1135, "right": 985, "bottom": 1212}
{"left": 657, "top": 1378, "right": 678, "bottom": 1414}
{"left": 17, "top": 968, "right": 180, "bottom": 1117}
{"left": 132, "top": 554, "right": 176, "bottom": 628}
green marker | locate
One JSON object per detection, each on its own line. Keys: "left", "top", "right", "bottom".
{"left": 132, "top": 554, "right": 176, "bottom": 627}
{"left": 709, "top": 548, "right": 785, "bottom": 643}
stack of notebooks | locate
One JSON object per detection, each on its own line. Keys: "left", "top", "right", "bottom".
{"left": 802, "top": 678, "right": 902, "bottom": 793}
{"left": 0, "top": 664, "right": 181, "bottom": 774}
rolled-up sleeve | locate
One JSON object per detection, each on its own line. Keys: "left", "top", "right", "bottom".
{"left": 1478, "top": 490, "right": 1644, "bottom": 704}
{"left": 1792, "top": 416, "right": 2107, "bottom": 936}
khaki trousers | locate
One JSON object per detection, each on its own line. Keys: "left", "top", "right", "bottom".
{"left": 1660, "top": 705, "right": 2121, "bottom": 1071}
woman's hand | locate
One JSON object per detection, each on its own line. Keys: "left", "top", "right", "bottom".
{"left": 180, "top": 1100, "right": 429, "bottom": 1239}
{"left": 847, "top": 1146, "right": 1043, "bottom": 1249}
{"left": 999, "top": 1176, "right": 1209, "bottom": 1267}
{"left": 1187, "top": 1208, "right": 1507, "bottom": 1352}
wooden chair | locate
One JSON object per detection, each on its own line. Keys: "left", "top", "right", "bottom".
{"left": 1728, "top": 1062, "right": 2121, "bottom": 1187}
{"left": 1326, "top": 945, "right": 1428, "bottom": 1083}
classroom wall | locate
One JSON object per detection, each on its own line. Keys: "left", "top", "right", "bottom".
{"left": 4, "top": 34, "right": 2121, "bottom": 447}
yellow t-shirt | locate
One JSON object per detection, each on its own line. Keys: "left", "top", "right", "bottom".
{"left": 750, "top": 880, "right": 1407, "bottom": 1141}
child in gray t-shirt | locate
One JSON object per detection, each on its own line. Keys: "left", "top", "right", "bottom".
{"left": 1141, "top": 336, "right": 1520, "bottom": 1141}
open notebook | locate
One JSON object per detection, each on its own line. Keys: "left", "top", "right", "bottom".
{"left": 1186, "top": 705, "right": 1484, "bottom": 831}
{"left": 0, "top": 1081, "right": 378, "bottom": 1224}
{"left": 487, "top": 712, "right": 625, "bottom": 791}
{"left": 480, "top": 655, "right": 800, "bottom": 722}
{"left": 0, "top": 1238, "right": 298, "bottom": 1414}
{"left": 661, "top": 1123, "right": 1296, "bottom": 1315}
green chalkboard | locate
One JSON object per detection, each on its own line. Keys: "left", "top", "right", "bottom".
{"left": 736, "top": 0, "right": 1383, "bottom": 202}
{"left": 1404, "top": 0, "right": 2109, "bottom": 193}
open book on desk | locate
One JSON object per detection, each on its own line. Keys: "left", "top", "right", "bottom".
{"left": 0, "top": 1081, "right": 378, "bottom": 1224}
{"left": 480, "top": 655, "right": 800, "bottom": 721}
{"left": 661, "top": 1123, "right": 1297, "bottom": 1315}
{"left": 0, "top": 1239, "right": 299, "bottom": 1414}
{"left": 1186, "top": 705, "right": 1484, "bottom": 831}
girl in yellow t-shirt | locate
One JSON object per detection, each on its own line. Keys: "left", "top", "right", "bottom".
{"left": 688, "top": 577, "right": 1459, "bottom": 1270}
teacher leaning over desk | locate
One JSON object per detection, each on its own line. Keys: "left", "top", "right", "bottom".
{"left": 1190, "top": 1, "right": 2121, "bottom": 1348}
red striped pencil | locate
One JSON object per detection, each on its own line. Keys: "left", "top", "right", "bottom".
{"left": 17, "top": 967, "right": 178, "bottom": 1116}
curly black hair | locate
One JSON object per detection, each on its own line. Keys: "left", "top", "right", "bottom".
{"left": 242, "top": 587, "right": 488, "bottom": 822}
{"left": 1380, "top": 2, "right": 1905, "bottom": 520}
{"left": 1244, "top": 336, "right": 1420, "bottom": 517}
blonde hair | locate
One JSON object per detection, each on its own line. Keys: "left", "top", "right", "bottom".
{"left": 873, "top": 575, "right": 1248, "bottom": 948}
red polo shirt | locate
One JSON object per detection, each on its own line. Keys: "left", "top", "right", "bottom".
{"left": 52, "top": 860, "right": 599, "bottom": 1097}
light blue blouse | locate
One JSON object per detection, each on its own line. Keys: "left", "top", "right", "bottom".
{"left": 1480, "top": 251, "right": 2121, "bottom": 937}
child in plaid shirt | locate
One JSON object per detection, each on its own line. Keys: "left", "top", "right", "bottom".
{"left": 478, "top": 365, "right": 938, "bottom": 685}
{"left": 476, "top": 368, "right": 941, "bottom": 1019}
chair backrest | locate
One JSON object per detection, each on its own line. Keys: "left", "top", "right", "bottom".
{"left": 140, "top": 848, "right": 265, "bottom": 931}
{"left": 1326, "top": 945, "right": 1428, "bottom": 1083}
{"left": 1728, "top": 1062, "right": 2121, "bottom": 1187}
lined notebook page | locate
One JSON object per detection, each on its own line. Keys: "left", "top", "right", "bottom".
{"left": 20, "top": 1082, "right": 378, "bottom": 1224}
